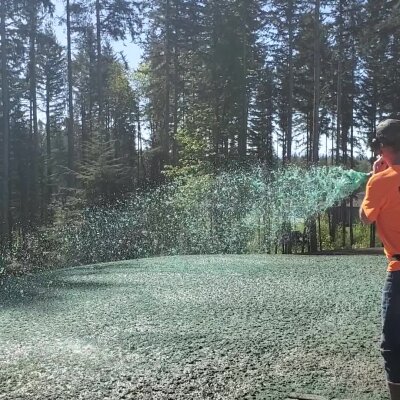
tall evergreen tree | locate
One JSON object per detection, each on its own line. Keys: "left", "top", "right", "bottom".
{"left": 20, "top": 0, "right": 55, "bottom": 226}
{"left": 269, "top": 0, "right": 304, "bottom": 163}
{"left": 312, "top": 0, "right": 321, "bottom": 164}
{"left": 37, "top": 27, "right": 66, "bottom": 206}
{"left": 66, "top": 0, "right": 74, "bottom": 184}
{"left": 92, "top": 0, "right": 142, "bottom": 137}
{"left": 249, "top": 63, "right": 276, "bottom": 165}
{"left": 0, "top": 0, "right": 10, "bottom": 245}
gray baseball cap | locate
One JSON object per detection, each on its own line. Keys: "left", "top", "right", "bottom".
{"left": 372, "top": 119, "right": 400, "bottom": 151}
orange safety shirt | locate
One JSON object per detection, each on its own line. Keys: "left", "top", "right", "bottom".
{"left": 362, "top": 165, "right": 400, "bottom": 272}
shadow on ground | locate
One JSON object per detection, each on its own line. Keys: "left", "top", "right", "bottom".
{"left": 0, "top": 270, "right": 127, "bottom": 308}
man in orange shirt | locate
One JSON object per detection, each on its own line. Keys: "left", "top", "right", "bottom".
{"left": 360, "top": 119, "right": 400, "bottom": 400}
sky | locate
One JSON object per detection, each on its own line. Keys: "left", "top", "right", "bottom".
{"left": 53, "top": 0, "right": 143, "bottom": 70}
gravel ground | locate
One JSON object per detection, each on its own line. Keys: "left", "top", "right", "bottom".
{"left": 0, "top": 254, "right": 390, "bottom": 399}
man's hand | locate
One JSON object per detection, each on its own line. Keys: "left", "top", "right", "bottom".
{"left": 359, "top": 207, "right": 372, "bottom": 225}
{"left": 373, "top": 156, "right": 389, "bottom": 174}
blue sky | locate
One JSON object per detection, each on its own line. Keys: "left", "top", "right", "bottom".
{"left": 53, "top": 0, "right": 143, "bottom": 70}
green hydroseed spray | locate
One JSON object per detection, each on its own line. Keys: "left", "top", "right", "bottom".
{"left": 50, "top": 166, "right": 369, "bottom": 266}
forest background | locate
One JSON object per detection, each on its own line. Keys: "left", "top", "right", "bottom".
{"left": 0, "top": 0, "right": 395, "bottom": 271}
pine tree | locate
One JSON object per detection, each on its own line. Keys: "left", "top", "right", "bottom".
{"left": 37, "top": 27, "right": 66, "bottom": 207}
{"left": 105, "top": 60, "right": 139, "bottom": 180}
{"left": 249, "top": 57, "right": 276, "bottom": 165}
{"left": 73, "top": 25, "right": 97, "bottom": 153}
{"left": 5, "top": 1, "right": 30, "bottom": 239}
{"left": 16, "top": 0, "right": 55, "bottom": 227}
{"left": 269, "top": 0, "right": 305, "bottom": 163}
{"left": 312, "top": 0, "right": 321, "bottom": 165}
{"left": 66, "top": 0, "right": 74, "bottom": 185}
{"left": 0, "top": 0, "right": 10, "bottom": 246}
{"left": 92, "top": 0, "right": 142, "bottom": 137}
{"left": 250, "top": 79, "right": 276, "bottom": 164}
{"left": 76, "top": 135, "right": 133, "bottom": 206}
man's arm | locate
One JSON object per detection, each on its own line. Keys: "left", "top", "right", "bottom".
{"left": 359, "top": 156, "right": 388, "bottom": 225}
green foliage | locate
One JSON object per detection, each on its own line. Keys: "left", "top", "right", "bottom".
{"left": 76, "top": 135, "right": 134, "bottom": 206}
{"left": 318, "top": 216, "right": 372, "bottom": 251}
{"left": 163, "top": 128, "right": 211, "bottom": 179}
{"left": 352, "top": 222, "right": 371, "bottom": 249}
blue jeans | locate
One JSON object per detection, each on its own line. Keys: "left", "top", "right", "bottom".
{"left": 381, "top": 271, "right": 400, "bottom": 383}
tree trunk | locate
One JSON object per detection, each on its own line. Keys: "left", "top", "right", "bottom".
{"left": 341, "top": 200, "right": 346, "bottom": 248}
{"left": 66, "top": 0, "right": 74, "bottom": 184}
{"left": 0, "top": 0, "right": 10, "bottom": 246}
{"left": 29, "top": 0, "right": 39, "bottom": 226}
{"left": 305, "top": 112, "right": 309, "bottom": 163}
{"left": 211, "top": 4, "right": 221, "bottom": 164}
{"left": 349, "top": 197, "right": 354, "bottom": 247}
{"left": 238, "top": 0, "right": 248, "bottom": 161}
{"left": 88, "top": 26, "right": 95, "bottom": 139}
{"left": 172, "top": 2, "right": 179, "bottom": 166}
{"left": 350, "top": 26, "right": 356, "bottom": 247}
{"left": 287, "top": 0, "right": 294, "bottom": 163}
{"left": 163, "top": 0, "right": 171, "bottom": 172}
{"left": 137, "top": 113, "right": 143, "bottom": 183}
{"left": 172, "top": 61, "right": 178, "bottom": 165}
{"left": 336, "top": 47, "right": 342, "bottom": 165}
{"left": 312, "top": 0, "right": 320, "bottom": 164}
{"left": 46, "top": 78, "right": 52, "bottom": 207}
{"left": 95, "top": 0, "right": 104, "bottom": 136}
{"left": 81, "top": 96, "right": 87, "bottom": 160}
{"left": 310, "top": 0, "right": 321, "bottom": 253}
{"left": 318, "top": 214, "right": 323, "bottom": 251}
{"left": 331, "top": 120, "right": 334, "bottom": 165}
{"left": 349, "top": 124, "right": 354, "bottom": 246}
{"left": 325, "top": 133, "right": 328, "bottom": 165}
